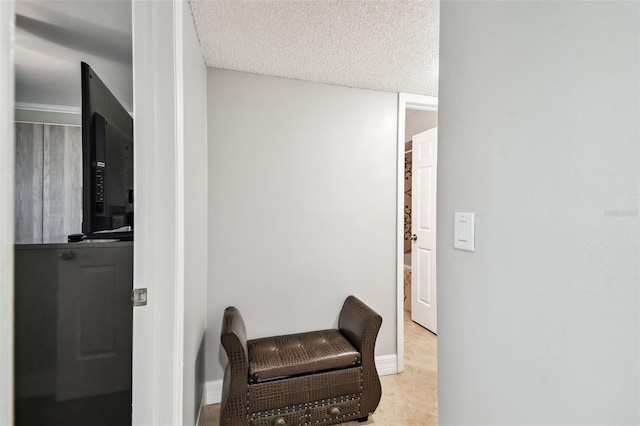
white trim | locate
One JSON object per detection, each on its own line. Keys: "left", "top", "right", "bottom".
{"left": 403, "top": 94, "right": 438, "bottom": 112}
{"left": 375, "top": 354, "right": 399, "bottom": 376}
{"left": 0, "top": 2, "right": 14, "bottom": 425}
{"left": 205, "top": 380, "right": 223, "bottom": 406}
{"left": 131, "top": 1, "right": 184, "bottom": 424}
{"left": 14, "top": 102, "right": 134, "bottom": 118}
{"left": 15, "top": 102, "right": 81, "bottom": 115}
{"left": 203, "top": 355, "right": 399, "bottom": 406}
{"left": 172, "top": 1, "right": 186, "bottom": 424}
{"left": 15, "top": 101, "right": 82, "bottom": 127}
{"left": 396, "top": 93, "right": 438, "bottom": 374}
{"left": 14, "top": 110, "right": 81, "bottom": 126}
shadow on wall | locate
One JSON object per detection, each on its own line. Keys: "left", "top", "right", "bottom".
{"left": 195, "top": 333, "right": 206, "bottom": 421}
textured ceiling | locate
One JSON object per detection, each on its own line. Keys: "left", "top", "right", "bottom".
{"left": 189, "top": 0, "right": 440, "bottom": 96}
{"left": 15, "top": 0, "right": 132, "bottom": 112}
{"left": 14, "top": 0, "right": 439, "bottom": 114}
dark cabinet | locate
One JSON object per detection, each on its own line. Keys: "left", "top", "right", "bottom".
{"left": 14, "top": 242, "right": 133, "bottom": 425}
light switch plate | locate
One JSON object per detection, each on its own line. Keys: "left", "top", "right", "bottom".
{"left": 454, "top": 212, "right": 475, "bottom": 251}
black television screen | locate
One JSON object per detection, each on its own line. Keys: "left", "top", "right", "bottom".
{"left": 81, "top": 62, "right": 133, "bottom": 237}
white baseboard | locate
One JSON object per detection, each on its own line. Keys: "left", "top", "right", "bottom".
{"left": 375, "top": 354, "right": 399, "bottom": 376}
{"left": 205, "top": 379, "right": 223, "bottom": 405}
{"left": 204, "top": 354, "right": 399, "bottom": 406}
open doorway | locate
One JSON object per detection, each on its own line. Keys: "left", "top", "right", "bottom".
{"left": 390, "top": 93, "right": 439, "bottom": 424}
{"left": 12, "top": 2, "right": 134, "bottom": 424}
{"left": 404, "top": 111, "right": 438, "bottom": 330}
{"left": 396, "top": 93, "right": 438, "bottom": 371}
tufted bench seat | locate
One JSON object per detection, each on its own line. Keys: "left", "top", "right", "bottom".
{"left": 220, "top": 296, "right": 383, "bottom": 426}
{"left": 248, "top": 329, "right": 361, "bottom": 383}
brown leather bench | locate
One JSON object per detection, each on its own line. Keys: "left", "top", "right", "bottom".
{"left": 220, "top": 295, "right": 383, "bottom": 426}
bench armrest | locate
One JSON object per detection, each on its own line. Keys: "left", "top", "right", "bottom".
{"left": 220, "top": 306, "right": 248, "bottom": 369}
{"left": 220, "top": 306, "right": 249, "bottom": 424}
{"left": 338, "top": 295, "right": 382, "bottom": 355}
{"left": 338, "top": 295, "right": 383, "bottom": 417}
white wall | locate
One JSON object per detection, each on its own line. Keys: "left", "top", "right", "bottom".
{"left": 405, "top": 110, "right": 437, "bottom": 143}
{"left": 438, "top": 2, "right": 639, "bottom": 425}
{"left": 0, "top": 1, "right": 15, "bottom": 424}
{"left": 15, "top": 0, "right": 133, "bottom": 112}
{"left": 206, "top": 69, "right": 398, "bottom": 381}
{"left": 181, "top": 2, "right": 208, "bottom": 425}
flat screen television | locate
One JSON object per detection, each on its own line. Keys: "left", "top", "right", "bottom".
{"left": 80, "top": 62, "right": 133, "bottom": 240}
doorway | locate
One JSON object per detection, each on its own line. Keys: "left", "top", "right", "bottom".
{"left": 12, "top": 1, "right": 134, "bottom": 424}
{"left": 4, "top": 2, "right": 191, "bottom": 424}
{"left": 396, "top": 93, "right": 438, "bottom": 372}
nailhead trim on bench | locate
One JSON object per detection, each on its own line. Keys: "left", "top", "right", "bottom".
{"left": 248, "top": 395, "right": 362, "bottom": 425}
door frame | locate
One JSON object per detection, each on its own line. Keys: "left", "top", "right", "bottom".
{"left": 0, "top": 1, "right": 14, "bottom": 423}
{"left": 1, "top": 2, "right": 188, "bottom": 423}
{"left": 131, "top": 1, "right": 186, "bottom": 424}
{"left": 396, "top": 93, "right": 438, "bottom": 373}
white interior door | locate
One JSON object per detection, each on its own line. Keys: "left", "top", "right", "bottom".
{"left": 411, "top": 127, "right": 438, "bottom": 333}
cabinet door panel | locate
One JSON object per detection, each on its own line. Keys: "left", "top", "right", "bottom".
{"left": 56, "top": 245, "right": 133, "bottom": 400}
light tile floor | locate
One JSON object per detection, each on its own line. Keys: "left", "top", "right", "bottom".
{"left": 205, "top": 311, "right": 437, "bottom": 425}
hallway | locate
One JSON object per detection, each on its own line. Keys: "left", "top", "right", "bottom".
{"left": 355, "top": 311, "right": 437, "bottom": 425}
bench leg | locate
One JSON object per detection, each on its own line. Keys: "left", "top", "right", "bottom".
{"left": 357, "top": 417, "right": 369, "bottom": 423}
